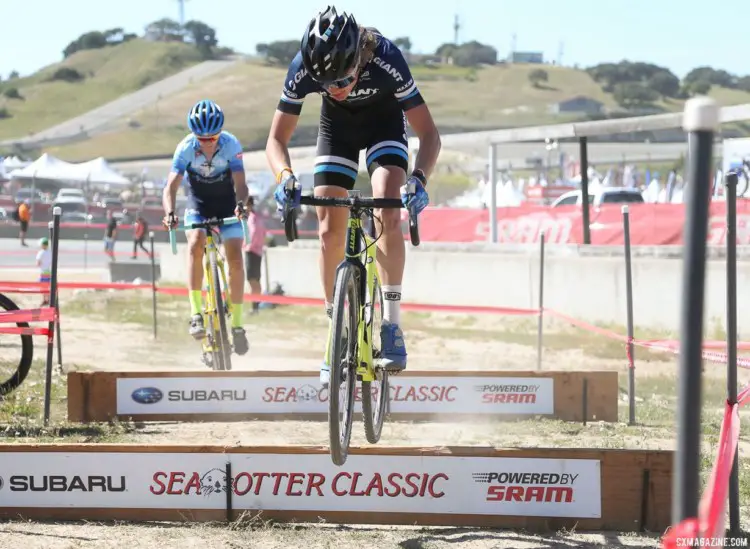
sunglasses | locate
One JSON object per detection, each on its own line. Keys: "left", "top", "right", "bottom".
{"left": 323, "top": 63, "right": 360, "bottom": 90}
{"left": 196, "top": 134, "right": 219, "bottom": 143}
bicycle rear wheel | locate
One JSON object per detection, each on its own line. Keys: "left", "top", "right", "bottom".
{"left": 210, "top": 251, "right": 232, "bottom": 371}
{"left": 0, "top": 293, "right": 34, "bottom": 397}
{"left": 362, "top": 276, "right": 389, "bottom": 444}
{"left": 328, "top": 263, "right": 359, "bottom": 466}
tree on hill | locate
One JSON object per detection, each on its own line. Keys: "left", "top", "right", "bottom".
{"left": 435, "top": 42, "right": 457, "bottom": 59}
{"left": 393, "top": 37, "right": 412, "bottom": 54}
{"left": 63, "top": 28, "right": 137, "bottom": 58}
{"left": 528, "top": 68, "right": 548, "bottom": 88}
{"left": 434, "top": 41, "right": 496, "bottom": 67}
{"left": 613, "top": 82, "right": 659, "bottom": 109}
{"left": 686, "top": 80, "right": 711, "bottom": 96}
{"left": 256, "top": 41, "right": 299, "bottom": 66}
{"left": 183, "top": 20, "right": 218, "bottom": 58}
{"left": 144, "top": 18, "right": 184, "bottom": 42}
{"left": 586, "top": 61, "right": 680, "bottom": 97}
{"left": 648, "top": 71, "right": 680, "bottom": 99}
{"left": 737, "top": 76, "right": 750, "bottom": 93}
{"left": 683, "top": 66, "right": 736, "bottom": 89}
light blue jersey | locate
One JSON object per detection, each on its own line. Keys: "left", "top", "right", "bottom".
{"left": 171, "top": 131, "right": 244, "bottom": 219}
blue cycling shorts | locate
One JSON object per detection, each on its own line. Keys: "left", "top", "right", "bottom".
{"left": 183, "top": 210, "right": 244, "bottom": 240}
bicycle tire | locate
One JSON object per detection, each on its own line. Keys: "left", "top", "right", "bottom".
{"left": 0, "top": 293, "right": 34, "bottom": 397}
{"left": 362, "top": 276, "right": 389, "bottom": 444}
{"left": 328, "top": 263, "right": 359, "bottom": 466}
{"left": 210, "top": 252, "right": 232, "bottom": 371}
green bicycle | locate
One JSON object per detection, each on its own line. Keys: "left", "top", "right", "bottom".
{"left": 169, "top": 216, "right": 249, "bottom": 371}
{"left": 283, "top": 188, "right": 420, "bottom": 466}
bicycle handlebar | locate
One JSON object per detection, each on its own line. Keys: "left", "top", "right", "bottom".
{"left": 167, "top": 215, "right": 250, "bottom": 256}
{"left": 282, "top": 193, "right": 420, "bottom": 247}
{"left": 299, "top": 196, "right": 404, "bottom": 208}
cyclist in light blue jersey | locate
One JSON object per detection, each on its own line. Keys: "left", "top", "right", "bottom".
{"left": 162, "top": 99, "right": 251, "bottom": 355}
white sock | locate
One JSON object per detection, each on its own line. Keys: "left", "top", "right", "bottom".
{"left": 325, "top": 301, "right": 333, "bottom": 319}
{"left": 382, "top": 285, "right": 402, "bottom": 325}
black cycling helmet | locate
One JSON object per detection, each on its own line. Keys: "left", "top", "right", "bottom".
{"left": 300, "top": 6, "right": 360, "bottom": 84}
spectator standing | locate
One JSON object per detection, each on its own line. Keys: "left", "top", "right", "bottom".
{"left": 243, "top": 196, "right": 266, "bottom": 313}
{"left": 104, "top": 210, "right": 118, "bottom": 261}
{"left": 17, "top": 200, "right": 30, "bottom": 247}
{"left": 131, "top": 211, "right": 151, "bottom": 259}
{"left": 36, "top": 237, "right": 51, "bottom": 306}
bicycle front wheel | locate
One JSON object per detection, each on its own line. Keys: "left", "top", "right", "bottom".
{"left": 362, "top": 276, "right": 389, "bottom": 444}
{"left": 0, "top": 293, "right": 34, "bottom": 397}
{"left": 328, "top": 263, "right": 359, "bottom": 466}
{"left": 210, "top": 251, "right": 232, "bottom": 371}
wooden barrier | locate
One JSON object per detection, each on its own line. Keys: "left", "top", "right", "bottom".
{"left": 0, "top": 444, "right": 670, "bottom": 532}
{"left": 67, "top": 370, "right": 619, "bottom": 423}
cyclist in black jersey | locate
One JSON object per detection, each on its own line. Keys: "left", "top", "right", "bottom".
{"left": 269, "top": 6, "right": 441, "bottom": 387}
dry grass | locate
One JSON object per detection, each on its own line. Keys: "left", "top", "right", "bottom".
{"left": 0, "top": 39, "right": 204, "bottom": 141}
{"left": 44, "top": 59, "right": 750, "bottom": 161}
{"left": 0, "top": 520, "right": 676, "bottom": 548}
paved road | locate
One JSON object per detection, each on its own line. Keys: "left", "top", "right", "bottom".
{"left": 1, "top": 59, "right": 241, "bottom": 148}
{"left": 0, "top": 238, "right": 155, "bottom": 270}
{"left": 111, "top": 140, "right": 719, "bottom": 178}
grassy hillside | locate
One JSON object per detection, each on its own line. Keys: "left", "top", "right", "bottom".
{"left": 0, "top": 39, "right": 205, "bottom": 141}
{"left": 22, "top": 56, "right": 750, "bottom": 161}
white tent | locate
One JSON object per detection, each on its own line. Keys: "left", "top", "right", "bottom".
{"left": 73, "top": 157, "right": 130, "bottom": 187}
{"left": 2, "top": 155, "right": 31, "bottom": 171}
{"left": 8, "top": 153, "right": 79, "bottom": 180}
{"left": 8, "top": 153, "right": 131, "bottom": 188}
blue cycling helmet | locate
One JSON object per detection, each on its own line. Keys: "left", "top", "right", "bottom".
{"left": 187, "top": 99, "right": 224, "bottom": 137}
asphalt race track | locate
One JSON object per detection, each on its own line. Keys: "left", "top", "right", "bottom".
{"left": 0, "top": 237, "right": 142, "bottom": 270}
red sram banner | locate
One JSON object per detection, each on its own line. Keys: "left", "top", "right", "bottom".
{"left": 417, "top": 201, "right": 750, "bottom": 245}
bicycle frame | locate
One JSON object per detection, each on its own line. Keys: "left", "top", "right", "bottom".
{"left": 202, "top": 228, "right": 231, "bottom": 355}
{"left": 341, "top": 213, "right": 379, "bottom": 383}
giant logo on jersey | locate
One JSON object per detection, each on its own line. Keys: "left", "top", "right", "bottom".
{"left": 347, "top": 88, "right": 380, "bottom": 100}
{"left": 373, "top": 57, "right": 403, "bottom": 82}
{"left": 287, "top": 67, "right": 307, "bottom": 92}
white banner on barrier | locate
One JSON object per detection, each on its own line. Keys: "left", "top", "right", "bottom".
{"left": 116, "top": 376, "right": 554, "bottom": 416}
{"left": 0, "top": 452, "right": 600, "bottom": 518}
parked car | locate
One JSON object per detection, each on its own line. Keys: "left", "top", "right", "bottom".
{"left": 96, "top": 197, "right": 124, "bottom": 210}
{"left": 60, "top": 212, "right": 93, "bottom": 223}
{"left": 55, "top": 188, "right": 87, "bottom": 203}
{"left": 550, "top": 187, "right": 645, "bottom": 207}
{"left": 52, "top": 195, "right": 88, "bottom": 216}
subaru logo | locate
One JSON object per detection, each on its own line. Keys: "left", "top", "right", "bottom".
{"left": 131, "top": 387, "right": 163, "bottom": 404}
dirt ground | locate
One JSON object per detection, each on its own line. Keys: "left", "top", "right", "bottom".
{"left": 1, "top": 287, "right": 747, "bottom": 548}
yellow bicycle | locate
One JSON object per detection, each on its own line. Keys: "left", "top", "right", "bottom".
{"left": 169, "top": 216, "right": 248, "bottom": 371}
{"left": 283, "top": 188, "right": 420, "bottom": 466}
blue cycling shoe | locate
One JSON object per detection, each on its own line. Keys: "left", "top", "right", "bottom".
{"left": 379, "top": 321, "right": 407, "bottom": 372}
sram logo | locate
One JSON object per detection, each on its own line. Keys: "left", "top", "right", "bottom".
{"left": 373, "top": 57, "right": 403, "bottom": 81}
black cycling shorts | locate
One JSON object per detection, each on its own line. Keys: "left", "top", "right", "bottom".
{"left": 314, "top": 100, "right": 409, "bottom": 190}
{"left": 244, "top": 251, "right": 262, "bottom": 281}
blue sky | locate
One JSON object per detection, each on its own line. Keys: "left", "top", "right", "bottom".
{"left": 1, "top": 0, "right": 745, "bottom": 79}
